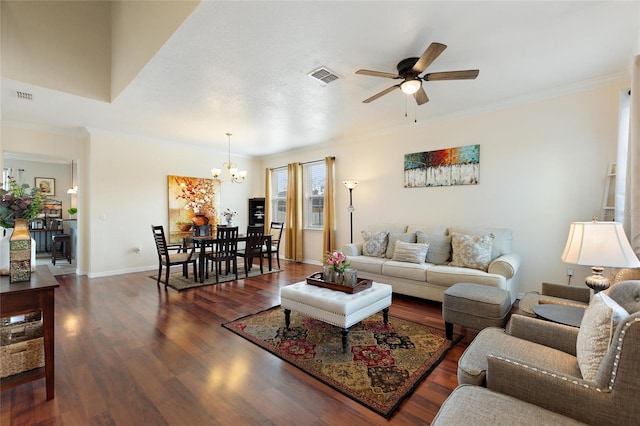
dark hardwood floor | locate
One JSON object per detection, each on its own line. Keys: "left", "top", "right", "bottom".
{"left": 1, "top": 261, "right": 477, "bottom": 425}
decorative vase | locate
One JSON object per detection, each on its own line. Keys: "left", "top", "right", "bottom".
{"left": 1, "top": 227, "right": 36, "bottom": 276}
{"left": 9, "top": 219, "right": 32, "bottom": 283}
{"left": 323, "top": 266, "right": 336, "bottom": 283}
{"left": 192, "top": 214, "right": 209, "bottom": 227}
{"left": 335, "top": 271, "right": 344, "bottom": 285}
{"left": 226, "top": 216, "right": 234, "bottom": 227}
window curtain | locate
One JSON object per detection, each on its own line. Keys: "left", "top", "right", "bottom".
{"left": 285, "top": 162, "right": 303, "bottom": 262}
{"left": 322, "top": 156, "right": 336, "bottom": 256}
{"left": 617, "top": 55, "right": 640, "bottom": 257}
{"left": 264, "top": 168, "right": 272, "bottom": 230}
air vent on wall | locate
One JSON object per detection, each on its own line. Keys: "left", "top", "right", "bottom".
{"left": 17, "top": 91, "right": 33, "bottom": 101}
{"left": 308, "top": 67, "right": 339, "bottom": 85}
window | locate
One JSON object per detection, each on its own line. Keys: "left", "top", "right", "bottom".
{"left": 303, "top": 161, "right": 325, "bottom": 229}
{"left": 270, "top": 167, "right": 287, "bottom": 223}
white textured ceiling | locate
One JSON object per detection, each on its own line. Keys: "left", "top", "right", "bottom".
{"left": 2, "top": 1, "right": 639, "bottom": 157}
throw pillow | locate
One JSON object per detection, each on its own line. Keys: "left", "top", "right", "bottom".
{"left": 576, "top": 292, "right": 629, "bottom": 382}
{"left": 449, "top": 232, "right": 494, "bottom": 272}
{"left": 362, "top": 230, "right": 389, "bottom": 257}
{"left": 392, "top": 241, "right": 429, "bottom": 264}
{"left": 385, "top": 232, "right": 417, "bottom": 258}
{"left": 416, "top": 231, "right": 452, "bottom": 264}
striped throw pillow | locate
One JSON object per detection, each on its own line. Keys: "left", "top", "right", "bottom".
{"left": 392, "top": 241, "right": 430, "bottom": 264}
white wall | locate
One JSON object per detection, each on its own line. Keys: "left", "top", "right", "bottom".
{"left": 85, "top": 129, "right": 260, "bottom": 277}
{"left": 260, "top": 82, "right": 627, "bottom": 296}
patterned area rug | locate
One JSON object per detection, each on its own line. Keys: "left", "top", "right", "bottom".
{"left": 223, "top": 306, "right": 460, "bottom": 418}
{"left": 150, "top": 267, "right": 281, "bottom": 291}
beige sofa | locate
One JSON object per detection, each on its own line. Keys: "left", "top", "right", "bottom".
{"left": 341, "top": 223, "right": 520, "bottom": 303}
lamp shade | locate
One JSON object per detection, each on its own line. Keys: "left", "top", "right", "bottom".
{"left": 561, "top": 221, "right": 640, "bottom": 268}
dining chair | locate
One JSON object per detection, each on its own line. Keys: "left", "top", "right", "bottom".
{"left": 206, "top": 226, "right": 238, "bottom": 282}
{"left": 237, "top": 225, "right": 265, "bottom": 275}
{"left": 264, "top": 221, "right": 284, "bottom": 269}
{"left": 192, "top": 224, "right": 214, "bottom": 273}
{"left": 151, "top": 225, "right": 197, "bottom": 288}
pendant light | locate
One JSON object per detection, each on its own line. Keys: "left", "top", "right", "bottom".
{"left": 211, "top": 133, "right": 247, "bottom": 184}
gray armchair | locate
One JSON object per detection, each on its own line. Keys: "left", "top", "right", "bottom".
{"left": 518, "top": 282, "right": 591, "bottom": 316}
{"left": 457, "top": 280, "right": 640, "bottom": 425}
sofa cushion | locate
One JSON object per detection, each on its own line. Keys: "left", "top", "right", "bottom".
{"left": 416, "top": 231, "right": 452, "bottom": 264}
{"left": 346, "top": 255, "right": 386, "bottom": 275}
{"left": 392, "top": 241, "right": 429, "bottom": 264}
{"left": 450, "top": 233, "right": 494, "bottom": 272}
{"left": 427, "top": 265, "right": 506, "bottom": 288}
{"left": 385, "top": 232, "right": 417, "bottom": 258}
{"left": 448, "top": 226, "right": 513, "bottom": 260}
{"left": 576, "top": 292, "right": 628, "bottom": 381}
{"left": 381, "top": 260, "right": 431, "bottom": 281}
{"left": 362, "top": 230, "right": 389, "bottom": 257}
{"left": 406, "top": 225, "right": 448, "bottom": 236}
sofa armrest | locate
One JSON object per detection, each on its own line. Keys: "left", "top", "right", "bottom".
{"left": 541, "top": 282, "right": 591, "bottom": 304}
{"left": 486, "top": 355, "right": 612, "bottom": 425}
{"left": 508, "top": 314, "right": 578, "bottom": 355}
{"left": 341, "top": 243, "right": 362, "bottom": 256}
{"left": 488, "top": 253, "right": 520, "bottom": 279}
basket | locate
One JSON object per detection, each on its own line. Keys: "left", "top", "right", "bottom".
{"left": 306, "top": 272, "right": 373, "bottom": 294}
{"left": 0, "top": 337, "right": 45, "bottom": 378}
{"left": 1, "top": 319, "right": 44, "bottom": 346}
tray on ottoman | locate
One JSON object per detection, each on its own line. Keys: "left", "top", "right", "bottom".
{"left": 306, "top": 272, "right": 372, "bottom": 294}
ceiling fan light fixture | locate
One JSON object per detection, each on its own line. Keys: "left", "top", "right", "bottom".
{"left": 400, "top": 79, "right": 421, "bottom": 95}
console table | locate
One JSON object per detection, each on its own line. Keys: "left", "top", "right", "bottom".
{"left": 0, "top": 266, "right": 59, "bottom": 400}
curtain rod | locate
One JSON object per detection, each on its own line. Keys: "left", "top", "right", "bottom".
{"left": 270, "top": 156, "right": 335, "bottom": 170}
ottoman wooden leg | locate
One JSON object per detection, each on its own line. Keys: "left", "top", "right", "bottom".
{"left": 445, "top": 322, "right": 453, "bottom": 340}
{"left": 383, "top": 307, "right": 389, "bottom": 325}
{"left": 341, "top": 328, "right": 349, "bottom": 353}
{"left": 284, "top": 309, "right": 291, "bottom": 330}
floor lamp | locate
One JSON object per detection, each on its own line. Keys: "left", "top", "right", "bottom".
{"left": 343, "top": 181, "right": 359, "bottom": 243}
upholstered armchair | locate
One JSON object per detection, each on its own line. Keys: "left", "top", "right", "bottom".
{"left": 458, "top": 280, "right": 640, "bottom": 425}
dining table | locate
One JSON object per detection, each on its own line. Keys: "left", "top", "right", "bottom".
{"left": 188, "top": 233, "right": 273, "bottom": 283}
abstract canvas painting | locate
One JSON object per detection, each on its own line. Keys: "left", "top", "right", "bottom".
{"left": 404, "top": 144, "right": 480, "bottom": 188}
{"left": 167, "top": 175, "right": 220, "bottom": 243}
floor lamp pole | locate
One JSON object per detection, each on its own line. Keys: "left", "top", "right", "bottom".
{"left": 343, "top": 181, "right": 359, "bottom": 244}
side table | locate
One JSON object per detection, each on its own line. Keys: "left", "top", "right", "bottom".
{"left": 0, "top": 266, "right": 59, "bottom": 400}
{"left": 532, "top": 304, "right": 585, "bottom": 328}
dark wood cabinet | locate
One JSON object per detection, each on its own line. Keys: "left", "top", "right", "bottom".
{"left": 248, "top": 197, "right": 265, "bottom": 227}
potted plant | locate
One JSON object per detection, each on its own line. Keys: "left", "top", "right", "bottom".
{"left": 67, "top": 207, "right": 77, "bottom": 219}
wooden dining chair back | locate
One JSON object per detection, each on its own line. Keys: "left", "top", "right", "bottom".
{"left": 266, "top": 221, "right": 284, "bottom": 269}
{"left": 207, "top": 226, "right": 239, "bottom": 282}
{"left": 238, "top": 225, "right": 265, "bottom": 275}
{"left": 151, "top": 225, "right": 197, "bottom": 288}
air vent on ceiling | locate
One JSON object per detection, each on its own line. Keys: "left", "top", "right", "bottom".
{"left": 17, "top": 91, "right": 33, "bottom": 101}
{"left": 308, "top": 67, "right": 339, "bottom": 85}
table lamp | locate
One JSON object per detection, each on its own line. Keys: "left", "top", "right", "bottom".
{"left": 561, "top": 220, "right": 640, "bottom": 292}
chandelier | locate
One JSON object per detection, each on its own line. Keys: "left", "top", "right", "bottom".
{"left": 211, "top": 132, "right": 247, "bottom": 184}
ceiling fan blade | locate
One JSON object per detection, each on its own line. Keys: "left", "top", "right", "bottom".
{"left": 423, "top": 70, "right": 480, "bottom": 81}
{"left": 356, "top": 69, "right": 401, "bottom": 79}
{"left": 412, "top": 42, "right": 447, "bottom": 74}
{"left": 363, "top": 85, "right": 400, "bottom": 103}
{"left": 413, "top": 87, "right": 429, "bottom": 105}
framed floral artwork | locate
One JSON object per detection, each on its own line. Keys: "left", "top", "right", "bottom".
{"left": 35, "top": 177, "right": 55, "bottom": 196}
{"left": 167, "top": 175, "right": 220, "bottom": 243}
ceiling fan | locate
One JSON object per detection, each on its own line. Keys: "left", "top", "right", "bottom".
{"left": 356, "top": 42, "right": 479, "bottom": 105}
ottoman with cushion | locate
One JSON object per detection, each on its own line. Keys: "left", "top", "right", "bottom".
{"left": 442, "top": 282, "right": 511, "bottom": 340}
{"left": 280, "top": 281, "right": 392, "bottom": 352}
